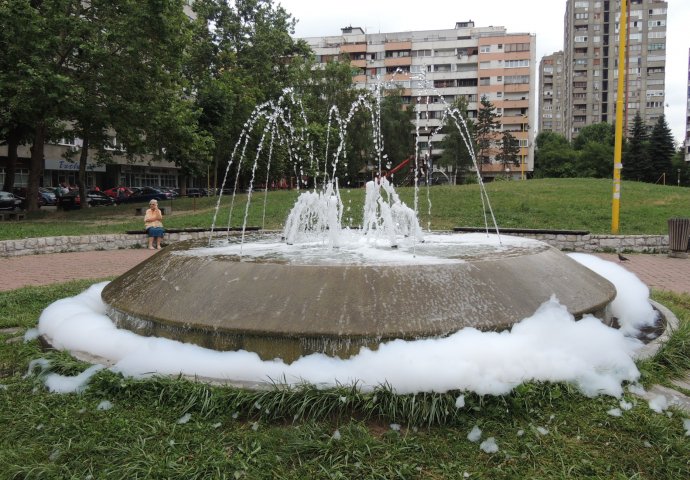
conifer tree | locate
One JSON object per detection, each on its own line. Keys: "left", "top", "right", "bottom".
{"left": 648, "top": 114, "right": 675, "bottom": 184}
{"left": 622, "top": 112, "right": 652, "bottom": 182}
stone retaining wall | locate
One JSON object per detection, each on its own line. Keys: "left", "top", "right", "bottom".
{"left": 0, "top": 231, "right": 669, "bottom": 257}
{"left": 0, "top": 231, "right": 229, "bottom": 257}
{"left": 509, "top": 232, "right": 668, "bottom": 253}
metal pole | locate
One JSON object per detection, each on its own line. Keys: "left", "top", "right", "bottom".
{"left": 612, "top": 0, "right": 627, "bottom": 234}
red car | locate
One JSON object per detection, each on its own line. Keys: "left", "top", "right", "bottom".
{"left": 103, "top": 187, "right": 133, "bottom": 199}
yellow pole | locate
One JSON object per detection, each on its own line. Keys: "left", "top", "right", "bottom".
{"left": 612, "top": 0, "right": 627, "bottom": 234}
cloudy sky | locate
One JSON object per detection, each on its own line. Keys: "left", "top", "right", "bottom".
{"left": 278, "top": 0, "right": 689, "bottom": 144}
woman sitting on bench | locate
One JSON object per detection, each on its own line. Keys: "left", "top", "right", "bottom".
{"left": 144, "top": 199, "right": 165, "bottom": 250}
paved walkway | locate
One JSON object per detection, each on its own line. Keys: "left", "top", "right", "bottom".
{"left": 594, "top": 252, "right": 690, "bottom": 295}
{"left": 0, "top": 249, "right": 155, "bottom": 291}
{"left": 1, "top": 248, "right": 689, "bottom": 295}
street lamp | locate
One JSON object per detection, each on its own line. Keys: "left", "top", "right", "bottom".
{"left": 678, "top": 168, "right": 681, "bottom": 186}
{"left": 520, "top": 114, "right": 528, "bottom": 180}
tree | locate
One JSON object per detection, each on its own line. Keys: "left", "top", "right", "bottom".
{"left": 1, "top": 0, "right": 213, "bottom": 210}
{"left": 379, "top": 88, "right": 415, "bottom": 175}
{"left": 496, "top": 131, "right": 520, "bottom": 169}
{"left": 475, "top": 95, "right": 500, "bottom": 177}
{"left": 437, "top": 97, "right": 475, "bottom": 184}
{"left": 533, "top": 131, "right": 578, "bottom": 178}
{"left": 186, "top": 0, "right": 310, "bottom": 191}
{"left": 572, "top": 123, "right": 614, "bottom": 178}
{"left": 623, "top": 112, "right": 652, "bottom": 182}
{"left": 0, "top": 0, "right": 79, "bottom": 211}
{"left": 648, "top": 114, "right": 675, "bottom": 184}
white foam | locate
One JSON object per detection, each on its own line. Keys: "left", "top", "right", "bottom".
{"left": 34, "top": 255, "right": 653, "bottom": 397}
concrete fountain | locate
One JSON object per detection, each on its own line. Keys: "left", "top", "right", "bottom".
{"left": 99, "top": 83, "right": 618, "bottom": 364}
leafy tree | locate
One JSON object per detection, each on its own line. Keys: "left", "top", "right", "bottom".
{"left": 623, "top": 112, "right": 652, "bottom": 182}
{"left": 437, "top": 97, "right": 475, "bottom": 184}
{"left": 533, "top": 131, "right": 578, "bottom": 178}
{"left": 187, "top": 0, "right": 310, "bottom": 191}
{"left": 475, "top": 95, "right": 500, "bottom": 177}
{"left": 648, "top": 114, "right": 675, "bottom": 184}
{"left": 0, "top": 0, "right": 78, "bottom": 210}
{"left": 571, "top": 123, "right": 614, "bottom": 178}
{"left": 379, "top": 89, "right": 415, "bottom": 176}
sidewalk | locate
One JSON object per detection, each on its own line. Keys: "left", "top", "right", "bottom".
{"left": 0, "top": 249, "right": 154, "bottom": 291}
{"left": 594, "top": 252, "right": 690, "bottom": 295}
{"left": 2, "top": 248, "right": 689, "bottom": 295}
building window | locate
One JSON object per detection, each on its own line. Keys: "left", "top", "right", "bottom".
{"left": 505, "top": 43, "right": 530, "bottom": 53}
{"left": 480, "top": 77, "right": 490, "bottom": 86}
{"left": 505, "top": 59, "right": 529, "bottom": 68}
{"left": 480, "top": 45, "right": 491, "bottom": 53}
{"left": 504, "top": 75, "right": 529, "bottom": 85}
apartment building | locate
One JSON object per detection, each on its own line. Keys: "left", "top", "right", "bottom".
{"left": 302, "top": 22, "right": 536, "bottom": 180}
{"left": 539, "top": 52, "right": 566, "bottom": 133}
{"left": 556, "top": 0, "right": 668, "bottom": 140}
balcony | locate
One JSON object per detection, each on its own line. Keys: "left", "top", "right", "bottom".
{"left": 384, "top": 56, "right": 412, "bottom": 67}
{"left": 340, "top": 43, "right": 367, "bottom": 54}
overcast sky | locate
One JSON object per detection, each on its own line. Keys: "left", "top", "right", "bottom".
{"left": 278, "top": 0, "right": 689, "bottom": 145}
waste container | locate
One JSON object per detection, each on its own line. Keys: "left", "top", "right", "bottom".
{"left": 668, "top": 217, "right": 690, "bottom": 258}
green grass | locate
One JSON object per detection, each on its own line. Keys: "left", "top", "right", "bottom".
{"left": 3, "top": 178, "right": 689, "bottom": 241}
{"left": 1, "top": 282, "right": 689, "bottom": 479}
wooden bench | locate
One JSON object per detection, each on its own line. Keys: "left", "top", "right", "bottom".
{"left": 0, "top": 212, "right": 25, "bottom": 221}
{"left": 135, "top": 206, "right": 169, "bottom": 216}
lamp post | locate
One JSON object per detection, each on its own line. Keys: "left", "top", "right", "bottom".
{"left": 678, "top": 168, "right": 681, "bottom": 187}
{"left": 520, "top": 114, "right": 528, "bottom": 180}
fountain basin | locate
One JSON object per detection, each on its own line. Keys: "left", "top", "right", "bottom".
{"left": 102, "top": 233, "right": 616, "bottom": 362}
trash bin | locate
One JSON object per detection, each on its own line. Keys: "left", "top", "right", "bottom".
{"left": 668, "top": 217, "right": 690, "bottom": 258}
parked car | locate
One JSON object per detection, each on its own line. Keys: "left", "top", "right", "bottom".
{"left": 12, "top": 187, "right": 45, "bottom": 208}
{"left": 58, "top": 190, "right": 116, "bottom": 210}
{"left": 103, "top": 186, "right": 134, "bottom": 200}
{"left": 0, "top": 191, "right": 23, "bottom": 211}
{"left": 117, "top": 186, "right": 173, "bottom": 204}
{"left": 185, "top": 187, "right": 205, "bottom": 197}
{"left": 38, "top": 187, "right": 57, "bottom": 206}
{"left": 155, "top": 186, "right": 179, "bottom": 197}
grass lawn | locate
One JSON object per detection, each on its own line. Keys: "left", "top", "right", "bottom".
{"left": 1, "top": 282, "right": 689, "bottom": 479}
{"left": 2, "top": 178, "right": 689, "bottom": 241}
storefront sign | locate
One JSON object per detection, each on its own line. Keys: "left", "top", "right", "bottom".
{"left": 45, "top": 159, "right": 106, "bottom": 172}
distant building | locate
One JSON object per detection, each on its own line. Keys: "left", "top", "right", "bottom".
{"left": 543, "top": 0, "right": 668, "bottom": 140}
{"left": 0, "top": 134, "right": 182, "bottom": 191}
{"left": 538, "top": 52, "right": 566, "bottom": 134}
{"left": 301, "top": 22, "right": 536, "bottom": 180}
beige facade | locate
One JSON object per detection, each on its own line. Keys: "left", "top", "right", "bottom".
{"left": 302, "top": 22, "right": 536, "bottom": 180}
{"left": 560, "top": 0, "right": 668, "bottom": 140}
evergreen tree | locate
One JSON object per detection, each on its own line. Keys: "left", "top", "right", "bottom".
{"left": 648, "top": 114, "right": 675, "bottom": 184}
{"left": 496, "top": 131, "right": 520, "bottom": 168}
{"left": 623, "top": 112, "right": 652, "bottom": 182}
{"left": 475, "top": 95, "right": 500, "bottom": 177}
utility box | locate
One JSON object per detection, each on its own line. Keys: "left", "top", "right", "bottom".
{"left": 667, "top": 218, "right": 690, "bottom": 258}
